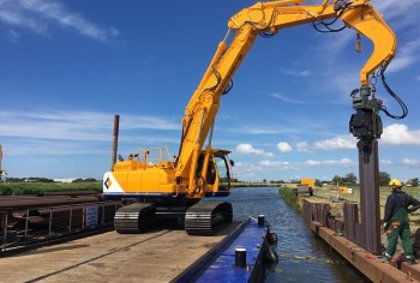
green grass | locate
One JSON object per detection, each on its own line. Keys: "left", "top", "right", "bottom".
{"left": 314, "top": 185, "right": 420, "bottom": 205}
{"left": 0, "top": 182, "right": 102, "bottom": 196}
{"left": 278, "top": 187, "right": 300, "bottom": 211}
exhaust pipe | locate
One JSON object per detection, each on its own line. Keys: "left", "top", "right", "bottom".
{"left": 111, "top": 114, "right": 120, "bottom": 171}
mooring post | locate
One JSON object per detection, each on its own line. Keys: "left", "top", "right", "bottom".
{"left": 235, "top": 247, "right": 247, "bottom": 268}
{"left": 349, "top": 86, "right": 382, "bottom": 254}
{"left": 111, "top": 114, "right": 120, "bottom": 171}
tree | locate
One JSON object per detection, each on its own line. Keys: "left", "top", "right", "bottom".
{"left": 332, "top": 175, "right": 342, "bottom": 185}
{"left": 72, "top": 178, "right": 98, "bottom": 183}
{"left": 27, "top": 177, "right": 53, "bottom": 183}
{"left": 343, "top": 173, "right": 357, "bottom": 185}
{"left": 407, "top": 178, "right": 419, "bottom": 187}
{"left": 315, "top": 179, "right": 322, "bottom": 187}
{"left": 378, "top": 171, "right": 391, "bottom": 186}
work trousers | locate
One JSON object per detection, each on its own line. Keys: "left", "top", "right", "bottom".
{"left": 386, "top": 208, "right": 413, "bottom": 257}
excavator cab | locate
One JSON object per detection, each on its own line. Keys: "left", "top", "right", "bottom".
{"left": 213, "top": 150, "right": 233, "bottom": 193}
{"left": 196, "top": 149, "right": 233, "bottom": 195}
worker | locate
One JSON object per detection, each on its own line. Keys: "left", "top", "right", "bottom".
{"left": 380, "top": 179, "right": 420, "bottom": 264}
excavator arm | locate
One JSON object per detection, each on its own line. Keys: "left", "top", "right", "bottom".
{"left": 174, "top": 0, "right": 396, "bottom": 197}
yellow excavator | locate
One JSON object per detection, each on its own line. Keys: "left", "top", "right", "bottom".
{"left": 103, "top": 0, "right": 398, "bottom": 235}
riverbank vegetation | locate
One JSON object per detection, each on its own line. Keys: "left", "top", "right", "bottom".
{"left": 278, "top": 186, "right": 300, "bottom": 211}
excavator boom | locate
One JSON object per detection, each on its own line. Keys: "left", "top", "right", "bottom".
{"left": 176, "top": 0, "right": 396, "bottom": 196}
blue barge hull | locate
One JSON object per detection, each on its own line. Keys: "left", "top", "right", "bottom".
{"left": 173, "top": 218, "right": 276, "bottom": 283}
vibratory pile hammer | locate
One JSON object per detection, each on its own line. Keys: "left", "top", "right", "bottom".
{"left": 103, "top": 0, "right": 401, "bottom": 238}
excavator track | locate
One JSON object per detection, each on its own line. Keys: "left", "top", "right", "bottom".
{"left": 114, "top": 203, "right": 155, "bottom": 234}
{"left": 185, "top": 201, "right": 232, "bottom": 235}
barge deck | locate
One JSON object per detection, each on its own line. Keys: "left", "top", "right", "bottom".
{"left": 0, "top": 223, "right": 239, "bottom": 283}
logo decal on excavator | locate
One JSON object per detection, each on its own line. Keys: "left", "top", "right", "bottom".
{"left": 104, "top": 176, "right": 112, "bottom": 190}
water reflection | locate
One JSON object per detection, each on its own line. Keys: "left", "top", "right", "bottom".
{"left": 220, "top": 187, "right": 370, "bottom": 283}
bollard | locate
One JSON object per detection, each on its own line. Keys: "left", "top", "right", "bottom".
{"left": 235, "top": 247, "right": 247, "bottom": 268}
{"left": 258, "top": 215, "right": 265, "bottom": 227}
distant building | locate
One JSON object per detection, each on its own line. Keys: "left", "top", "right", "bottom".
{"left": 54, "top": 178, "right": 75, "bottom": 183}
{"left": 0, "top": 170, "right": 7, "bottom": 182}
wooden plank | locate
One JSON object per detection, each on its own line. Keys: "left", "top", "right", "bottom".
{"left": 0, "top": 223, "right": 239, "bottom": 283}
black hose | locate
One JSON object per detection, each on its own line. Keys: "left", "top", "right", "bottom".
{"left": 260, "top": 31, "right": 276, "bottom": 38}
{"left": 175, "top": 119, "right": 193, "bottom": 166}
{"left": 312, "top": 22, "right": 346, "bottom": 33}
{"left": 222, "top": 79, "right": 234, "bottom": 95}
{"left": 203, "top": 67, "right": 222, "bottom": 93}
{"left": 379, "top": 67, "right": 408, "bottom": 120}
{"left": 311, "top": 3, "right": 350, "bottom": 33}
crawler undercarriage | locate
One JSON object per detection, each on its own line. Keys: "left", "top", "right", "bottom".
{"left": 114, "top": 199, "right": 232, "bottom": 235}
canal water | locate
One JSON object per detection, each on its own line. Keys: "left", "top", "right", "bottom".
{"left": 223, "top": 187, "right": 370, "bottom": 283}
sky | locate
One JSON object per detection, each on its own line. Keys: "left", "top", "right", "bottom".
{"left": 0, "top": 0, "right": 419, "bottom": 182}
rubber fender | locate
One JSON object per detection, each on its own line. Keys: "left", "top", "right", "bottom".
{"left": 264, "top": 246, "right": 279, "bottom": 264}
{"left": 268, "top": 232, "right": 278, "bottom": 246}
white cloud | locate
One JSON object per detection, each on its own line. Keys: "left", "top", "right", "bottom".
{"left": 277, "top": 142, "right": 293, "bottom": 153}
{"left": 373, "top": 0, "right": 420, "bottom": 72}
{"left": 233, "top": 162, "right": 263, "bottom": 180}
{"left": 233, "top": 160, "right": 298, "bottom": 180}
{"left": 233, "top": 157, "right": 356, "bottom": 180}
{"left": 304, "top": 158, "right": 355, "bottom": 168}
{"left": 290, "top": 124, "right": 420, "bottom": 153}
{"left": 373, "top": 0, "right": 420, "bottom": 30}
{"left": 0, "top": 0, "right": 119, "bottom": 43}
{"left": 235, "top": 144, "right": 273, "bottom": 158}
{"left": 270, "top": 93, "right": 308, "bottom": 104}
{"left": 228, "top": 127, "right": 299, "bottom": 135}
{"left": 296, "top": 141, "right": 311, "bottom": 153}
{"left": 4, "top": 139, "right": 108, "bottom": 156}
{"left": 402, "top": 158, "right": 420, "bottom": 168}
{"left": 382, "top": 123, "right": 420, "bottom": 146}
{"left": 0, "top": 110, "right": 179, "bottom": 142}
{"left": 381, "top": 160, "right": 393, "bottom": 165}
{"left": 283, "top": 69, "right": 311, "bottom": 77}
{"left": 259, "top": 160, "right": 296, "bottom": 169}
{"left": 313, "top": 135, "right": 356, "bottom": 150}
{"left": 387, "top": 39, "right": 420, "bottom": 73}
{"left": 330, "top": 71, "right": 359, "bottom": 97}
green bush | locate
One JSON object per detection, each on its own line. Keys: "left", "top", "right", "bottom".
{"left": 0, "top": 182, "right": 102, "bottom": 195}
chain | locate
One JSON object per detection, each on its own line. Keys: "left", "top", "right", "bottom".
{"left": 355, "top": 33, "right": 362, "bottom": 53}
{"left": 370, "top": 73, "right": 377, "bottom": 95}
